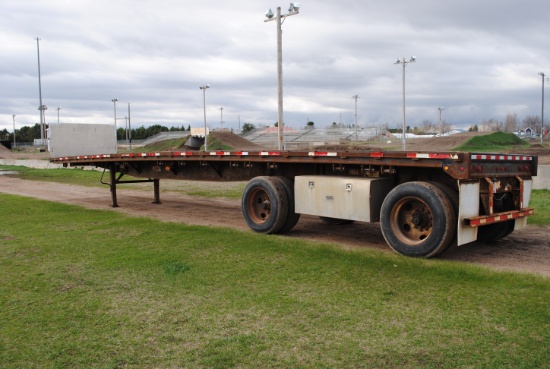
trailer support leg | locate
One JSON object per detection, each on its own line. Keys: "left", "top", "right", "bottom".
{"left": 153, "top": 178, "right": 161, "bottom": 204}
{"left": 110, "top": 166, "right": 119, "bottom": 208}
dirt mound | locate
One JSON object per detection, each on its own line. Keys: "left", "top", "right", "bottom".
{"left": 0, "top": 143, "right": 11, "bottom": 157}
{"left": 210, "top": 131, "right": 265, "bottom": 150}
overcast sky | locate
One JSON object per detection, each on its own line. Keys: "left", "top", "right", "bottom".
{"left": 1, "top": 0, "right": 549, "bottom": 133}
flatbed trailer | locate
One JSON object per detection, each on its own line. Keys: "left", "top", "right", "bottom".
{"left": 51, "top": 149, "right": 537, "bottom": 258}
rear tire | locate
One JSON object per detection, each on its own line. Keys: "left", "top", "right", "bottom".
{"left": 477, "top": 193, "right": 515, "bottom": 242}
{"left": 241, "top": 176, "right": 288, "bottom": 234}
{"left": 427, "top": 182, "right": 459, "bottom": 256}
{"left": 380, "top": 182, "right": 456, "bottom": 258}
{"left": 272, "top": 176, "right": 301, "bottom": 233}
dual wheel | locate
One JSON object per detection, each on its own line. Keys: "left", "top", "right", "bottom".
{"left": 241, "top": 176, "right": 300, "bottom": 234}
{"left": 380, "top": 182, "right": 457, "bottom": 258}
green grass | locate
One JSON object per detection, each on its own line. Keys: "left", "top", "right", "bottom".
{"left": 454, "top": 131, "right": 530, "bottom": 152}
{"left": 0, "top": 165, "right": 245, "bottom": 199}
{"left": 0, "top": 194, "right": 548, "bottom": 368}
{"left": 529, "top": 190, "right": 550, "bottom": 225}
{"left": 0, "top": 165, "right": 105, "bottom": 187}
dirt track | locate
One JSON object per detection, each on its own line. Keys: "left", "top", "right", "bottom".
{"left": 1, "top": 176, "right": 548, "bottom": 277}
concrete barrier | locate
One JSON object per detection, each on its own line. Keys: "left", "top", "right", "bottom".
{"left": 533, "top": 165, "right": 550, "bottom": 190}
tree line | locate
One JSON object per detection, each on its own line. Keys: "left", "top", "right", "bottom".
{"left": 0, "top": 123, "right": 192, "bottom": 142}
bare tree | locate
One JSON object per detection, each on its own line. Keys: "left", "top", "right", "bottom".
{"left": 480, "top": 118, "right": 503, "bottom": 132}
{"left": 442, "top": 120, "right": 453, "bottom": 134}
{"left": 421, "top": 120, "right": 436, "bottom": 133}
{"left": 504, "top": 112, "right": 518, "bottom": 132}
{"left": 522, "top": 115, "right": 541, "bottom": 133}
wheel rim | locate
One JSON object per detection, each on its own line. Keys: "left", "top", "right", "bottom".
{"left": 390, "top": 196, "right": 433, "bottom": 246}
{"left": 245, "top": 187, "right": 272, "bottom": 224}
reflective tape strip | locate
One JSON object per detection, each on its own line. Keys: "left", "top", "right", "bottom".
{"left": 260, "top": 151, "right": 281, "bottom": 156}
{"left": 467, "top": 208, "right": 535, "bottom": 227}
{"left": 407, "top": 153, "right": 459, "bottom": 159}
{"left": 308, "top": 152, "right": 338, "bottom": 157}
{"left": 471, "top": 154, "right": 533, "bottom": 161}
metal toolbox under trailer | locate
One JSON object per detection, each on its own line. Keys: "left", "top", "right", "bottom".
{"left": 294, "top": 176, "right": 394, "bottom": 222}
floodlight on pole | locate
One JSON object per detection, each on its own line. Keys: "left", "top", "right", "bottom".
{"left": 200, "top": 84, "right": 210, "bottom": 150}
{"left": 111, "top": 98, "right": 119, "bottom": 148}
{"left": 265, "top": 3, "right": 301, "bottom": 150}
{"left": 539, "top": 72, "right": 547, "bottom": 144}
{"left": 352, "top": 95, "right": 359, "bottom": 141}
{"left": 394, "top": 56, "right": 416, "bottom": 150}
{"left": 35, "top": 37, "right": 46, "bottom": 145}
{"left": 128, "top": 102, "right": 132, "bottom": 150}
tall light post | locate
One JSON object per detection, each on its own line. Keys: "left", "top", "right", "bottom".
{"left": 200, "top": 84, "right": 210, "bottom": 150}
{"left": 12, "top": 114, "right": 16, "bottom": 149}
{"left": 128, "top": 102, "right": 132, "bottom": 149}
{"left": 394, "top": 56, "right": 416, "bottom": 150}
{"left": 56, "top": 107, "right": 61, "bottom": 123}
{"left": 35, "top": 37, "right": 46, "bottom": 145}
{"left": 539, "top": 72, "right": 547, "bottom": 144}
{"left": 111, "top": 98, "right": 119, "bottom": 144}
{"left": 219, "top": 106, "right": 224, "bottom": 129}
{"left": 265, "top": 3, "right": 301, "bottom": 150}
{"left": 352, "top": 95, "right": 359, "bottom": 141}
{"left": 438, "top": 107, "right": 445, "bottom": 136}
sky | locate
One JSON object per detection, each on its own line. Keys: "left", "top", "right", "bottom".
{"left": 1, "top": 0, "right": 549, "bottom": 134}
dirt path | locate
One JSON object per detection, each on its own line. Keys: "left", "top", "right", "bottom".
{"left": 1, "top": 176, "right": 548, "bottom": 277}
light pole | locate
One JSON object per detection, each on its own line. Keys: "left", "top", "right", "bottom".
{"left": 219, "top": 106, "right": 224, "bottom": 129}
{"left": 352, "top": 95, "right": 359, "bottom": 141}
{"left": 128, "top": 102, "right": 132, "bottom": 149}
{"left": 200, "top": 84, "right": 210, "bottom": 150}
{"left": 111, "top": 98, "right": 119, "bottom": 147}
{"left": 539, "top": 72, "right": 547, "bottom": 144}
{"left": 56, "top": 107, "right": 61, "bottom": 123}
{"left": 438, "top": 107, "right": 445, "bottom": 136}
{"left": 35, "top": 37, "right": 46, "bottom": 145}
{"left": 394, "top": 56, "right": 416, "bottom": 150}
{"left": 265, "top": 3, "right": 301, "bottom": 150}
{"left": 12, "top": 114, "right": 16, "bottom": 149}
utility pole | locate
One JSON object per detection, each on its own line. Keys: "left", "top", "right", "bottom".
{"left": 438, "top": 107, "right": 445, "bottom": 136}
{"left": 12, "top": 114, "right": 16, "bottom": 149}
{"left": 394, "top": 56, "right": 416, "bottom": 150}
{"left": 539, "top": 72, "right": 546, "bottom": 144}
{"left": 352, "top": 95, "right": 359, "bottom": 141}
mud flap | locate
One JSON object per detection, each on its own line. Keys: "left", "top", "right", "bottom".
{"left": 458, "top": 181, "right": 479, "bottom": 246}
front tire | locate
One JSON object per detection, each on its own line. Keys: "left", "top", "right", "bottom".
{"left": 380, "top": 182, "right": 456, "bottom": 258}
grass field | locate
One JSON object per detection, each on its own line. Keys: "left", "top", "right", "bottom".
{"left": 0, "top": 165, "right": 245, "bottom": 199}
{"left": 0, "top": 194, "right": 548, "bottom": 368}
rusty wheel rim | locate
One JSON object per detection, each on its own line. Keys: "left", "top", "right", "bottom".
{"left": 245, "top": 187, "right": 272, "bottom": 224}
{"left": 390, "top": 196, "right": 433, "bottom": 246}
